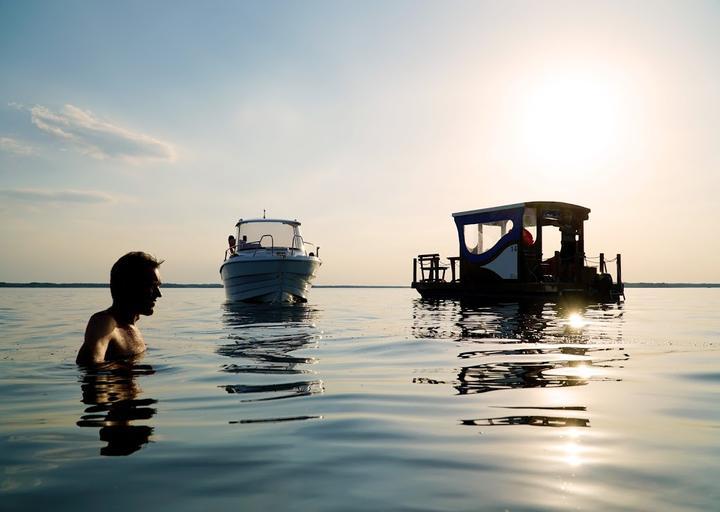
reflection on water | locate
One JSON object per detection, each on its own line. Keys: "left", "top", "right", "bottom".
{"left": 412, "top": 298, "right": 624, "bottom": 344}
{"left": 229, "top": 415, "right": 321, "bottom": 424}
{"left": 462, "top": 408, "right": 590, "bottom": 428}
{"left": 413, "top": 355, "right": 623, "bottom": 394}
{"left": 413, "top": 299, "right": 550, "bottom": 342}
{"left": 222, "top": 380, "right": 324, "bottom": 401}
{"left": 3, "top": 288, "right": 720, "bottom": 511}
{"left": 414, "top": 346, "right": 626, "bottom": 394}
{"left": 219, "top": 303, "right": 323, "bottom": 419}
{"left": 412, "top": 298, "right": 625, "bottom": 432}
{"left": 76, "top": 360, "right": 157, "bottom": 456}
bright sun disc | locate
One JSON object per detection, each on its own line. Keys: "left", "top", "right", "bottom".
{"left": 516, "top": 73, "right": 625, "bottom": 168}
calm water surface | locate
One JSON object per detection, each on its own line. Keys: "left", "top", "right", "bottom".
{"left": 1, "top": 288, "right": 719, "bottom": 511}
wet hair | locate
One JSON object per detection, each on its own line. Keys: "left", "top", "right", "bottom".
{"left": 110, "top": 251, "right": 163, "bottom": 302}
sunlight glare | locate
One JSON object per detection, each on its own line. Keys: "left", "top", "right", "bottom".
{"left": 562, "top": 441, "right": 584, "bottom": 467}
{"left": 564, "top": 427, "right": 582, "bottom": 440}
{"left": 567, "top": 312, "right": 585, "bottom": 329}
{"left": 572, "top": 364, "right": 596, "bottom": 381}
{"left": 515, "top": 72, "right": 626, "bottom": 168}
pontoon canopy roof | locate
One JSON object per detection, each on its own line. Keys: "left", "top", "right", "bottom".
{"left": 452, "top": 201, "right": 590, "bottom": 219}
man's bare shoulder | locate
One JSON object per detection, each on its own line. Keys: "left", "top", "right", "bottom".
{"left": 85, "top": 310, "right": 119, "bottom": 337}
{"left": 77, "top": 310, "right": 119, "bottom": 364}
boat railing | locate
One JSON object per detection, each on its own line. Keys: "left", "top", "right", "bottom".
{"left": 289, "top": 235, "right": 310, "bottom": 251}
{"left": 290, "top": 235, "right": 320, "bottom": 257}
{"left": 598, "top": 253, "right": 622, "bottom": 284}
{"left": 290, "top": 234, "right": 304, "bottom": 251}
{"left": 447, "top": 256, "right": 460, "bottom": 282}
{"left": 301, "top": 241, "right": 317, "bottom": 254}
{"left": 258, "top": 234, "right": 274, "bottom": 249}
{"left": 224, "top": 234, "right": 321, "bottom": 260}
{"left": 224, "top": 244, "right": 261, "bottom": 260}
{"left": 413, "top": 254, "right": 450, "bottom": 283}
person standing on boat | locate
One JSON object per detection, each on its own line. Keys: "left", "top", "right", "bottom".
{"left": 76, "top": 252, "right": 163, "bottom": 365}
{"left": 228, "top": 235, "right": 237, "bottom": 257}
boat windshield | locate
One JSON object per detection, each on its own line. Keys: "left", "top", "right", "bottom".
{"left": 237, "top": 221, "right": 299, "bottom": 249}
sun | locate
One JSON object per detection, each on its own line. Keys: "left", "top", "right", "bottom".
{"left": 514, "top": 72, "right": 626, "bottom": 168}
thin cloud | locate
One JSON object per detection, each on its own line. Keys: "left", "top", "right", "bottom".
{"left": 30, "top": 104, "right": 176, "bottom": 163}
{"left": 0, "top": 188, "right": 115, "bottom": 204}
{"left": 0, "top": 137, "right": 35, "bottom": 156}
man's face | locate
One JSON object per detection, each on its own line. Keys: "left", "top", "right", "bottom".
{"left": 134, "top": 267, "right": 162, "bottom": 316}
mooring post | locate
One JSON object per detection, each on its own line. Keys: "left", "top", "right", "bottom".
{"left": 413, "top": 258, "right": 417, "bottom": 283}
{"left": 599, "top": 253, "right": 605, "bottom": 274}
{"left": 616, "top": 254, "right": 622, "bottom": 284}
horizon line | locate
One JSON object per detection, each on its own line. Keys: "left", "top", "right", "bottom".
{"left": 2, "top": 282, "right": 720, "bottom": 289}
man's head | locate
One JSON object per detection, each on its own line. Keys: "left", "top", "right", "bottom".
{"left": 228, "top": 235, "right": 236, "bottom": 247}
{"left": 110, "top": 252, "right": 163, "bottom": 315}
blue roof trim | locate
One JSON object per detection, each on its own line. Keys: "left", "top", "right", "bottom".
{"left": 454, "top": 207, "right": 524, "bottom": 264}
{"left": 453, "top": 205, "right": 524, "bottom": 225}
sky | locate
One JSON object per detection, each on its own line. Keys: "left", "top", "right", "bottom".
{"left": 1, "top": 0, "right": 719, "bottom": 284}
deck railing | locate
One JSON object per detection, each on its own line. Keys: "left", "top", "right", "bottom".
{"left": 414, "top": 254, "right": 447, "bottom": 282}
{"left": 224, "top": 234, "right": 320, "bottom": 261}
{"left": 413, "top": 254, "right": 460, "bottom": 283}
{"left": 597, "top": 253, "right": 622, "bottom": 285}
{"left": 290, "top": 235, "right": 318, "bottom": 255}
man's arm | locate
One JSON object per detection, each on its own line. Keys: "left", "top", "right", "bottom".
{"left": 76, "top": 312, "right": 116, "bottom": 365}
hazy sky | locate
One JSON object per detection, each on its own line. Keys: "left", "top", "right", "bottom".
{"left": 1, "top": 0, "right": 719, "bottom": 284}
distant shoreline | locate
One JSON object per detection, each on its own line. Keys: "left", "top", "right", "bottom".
{"left": 0, "top": 282, "right": 407, "bottom": 289}
{"left": 1, "top": 282, "right": 719, "bottom": 289}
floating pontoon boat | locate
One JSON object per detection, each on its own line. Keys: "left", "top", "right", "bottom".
{"left": 412, "top": 201, "right": 624, "bottom": 301}
{"left": 220, "top": 218, "right": 321, "bottom": 303}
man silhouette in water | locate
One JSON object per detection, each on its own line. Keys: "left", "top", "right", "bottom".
{"left": 77, "top": 252, "right": 163, "bottom": 365}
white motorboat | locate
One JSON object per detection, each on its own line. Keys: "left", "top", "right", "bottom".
{"left": 220, "top": 218, "right": 322, "bottom": 303}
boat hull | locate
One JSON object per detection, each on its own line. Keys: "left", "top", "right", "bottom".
{"left": 220, "top": 255, "right": 321, "bottom": 303}
{"left": 412, "top": 279, "right": 624, "bottom": 303}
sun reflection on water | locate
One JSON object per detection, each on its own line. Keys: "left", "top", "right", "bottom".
{"left": 567, "top": 312, "right": 585, "bottom": 330}
{"left": 552, "top": 363, "right": 599, "bottom": 381}
{"left": 409, "top": 297, "right": 630, "bottom": 493}
{"left": 562, "top": 440, "right": 584, "bottom": 467}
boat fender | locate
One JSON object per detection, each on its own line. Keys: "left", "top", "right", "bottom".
{"left": 522, "top": 229, "right": 535, "bottom": 247}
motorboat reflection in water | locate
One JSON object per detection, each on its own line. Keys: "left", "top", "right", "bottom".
{"left": 220, "top": 218, "right": 321, "bottom": 303}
